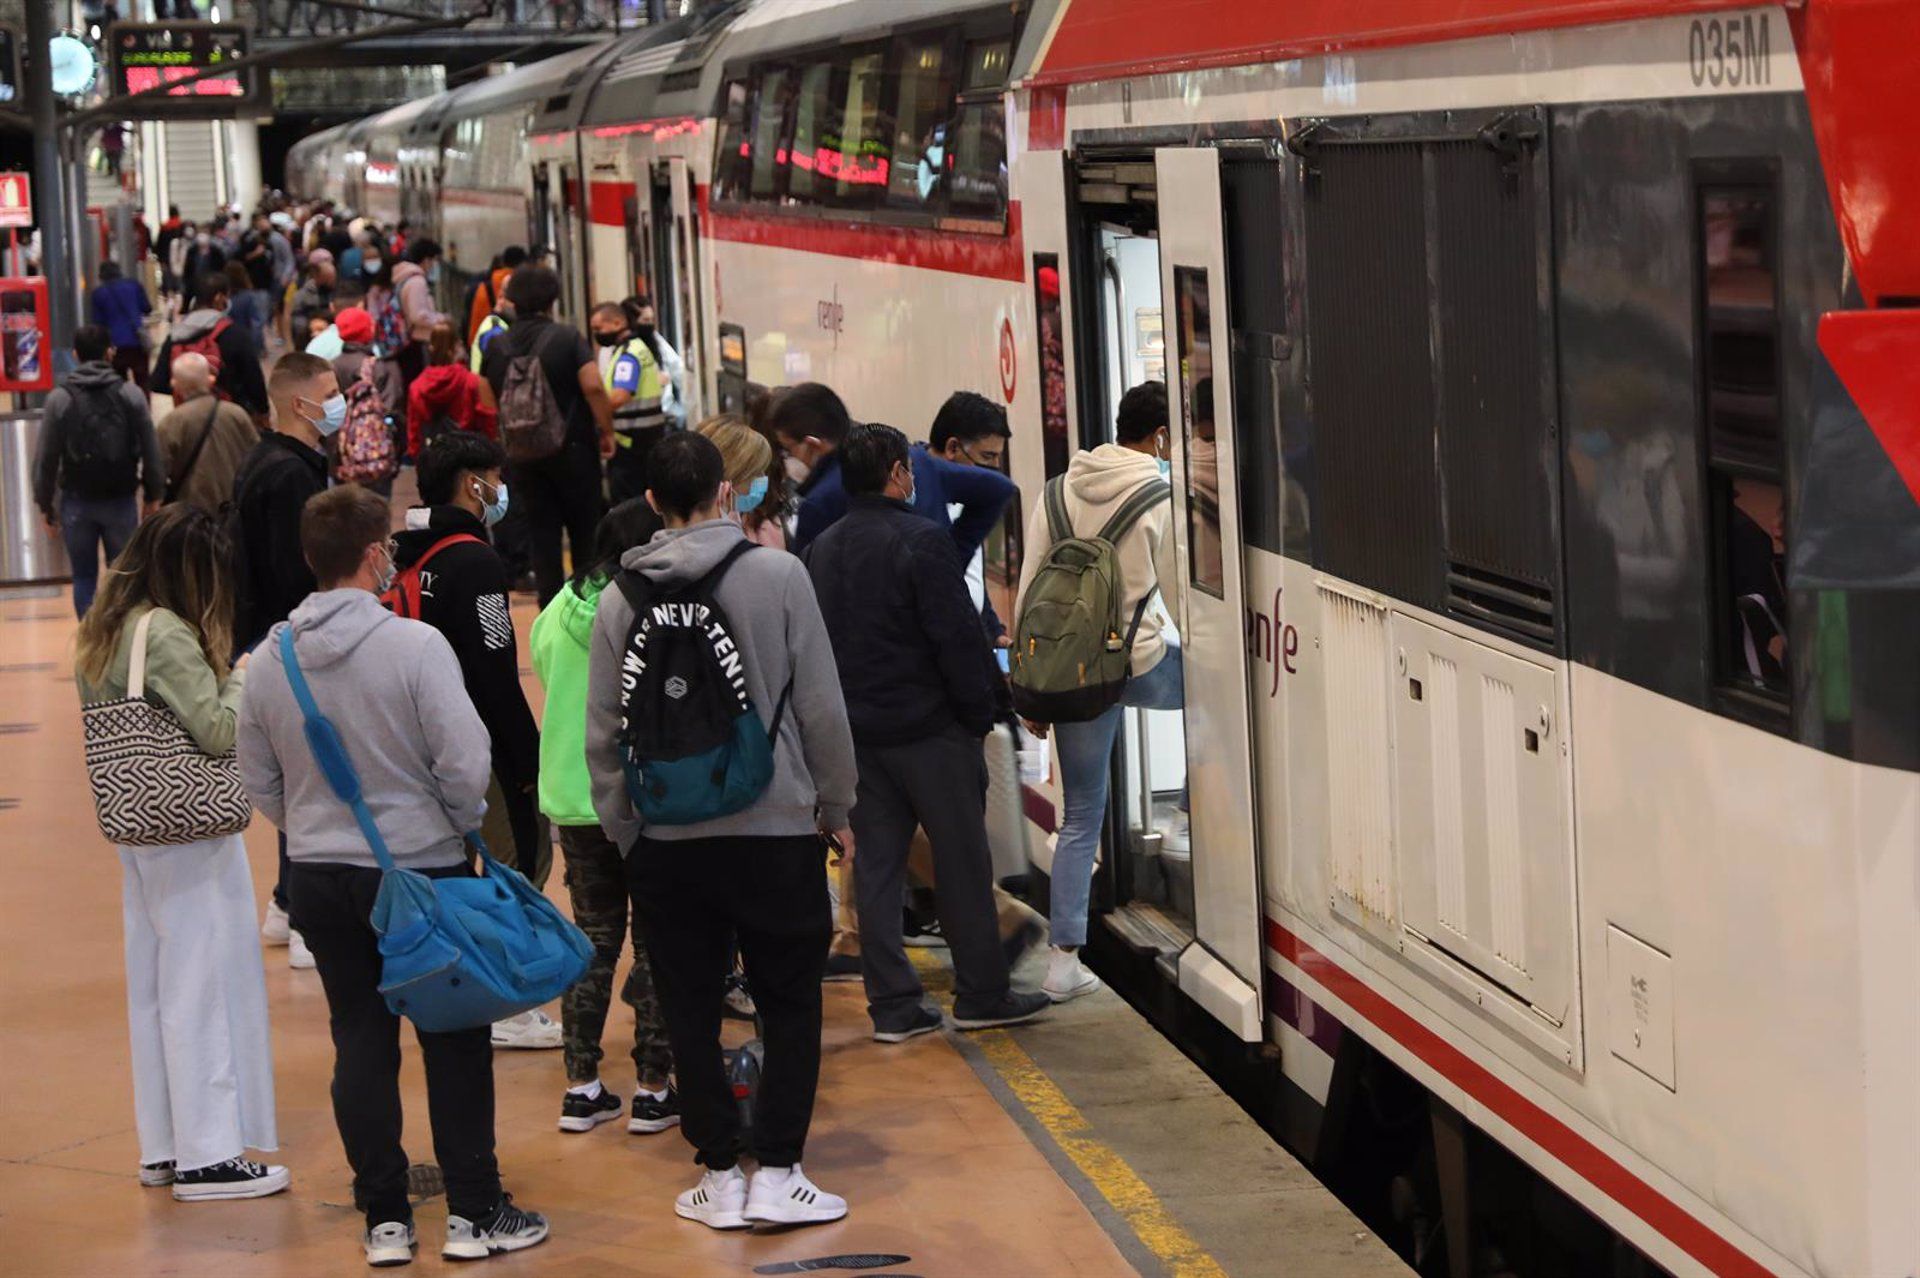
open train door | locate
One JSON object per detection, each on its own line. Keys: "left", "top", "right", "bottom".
{"left": 668, "top": 155, "right": 705, "bottom": 421}
{"left": 1155, "top": 146, "right": 1263, "bottom": 1041}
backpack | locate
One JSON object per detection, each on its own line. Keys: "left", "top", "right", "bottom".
{"left": 497, "top": 328, "right": 569, "bottom": 464}
{"left": 612, "top": 542, "right": 794, "bottom": 826}
{"left": 374, "top": 288, "right": 406, "bottom": 353}
{"left": 380, "top": 532, "right": 483, "bottom": 619}
{"left": 60, "top": 380, "right": 139, "bottom": 498}
{"left": 1009, "top": 475, "right": 1171, "bottom": 724}
{"left": 335, "top": 357, "right": 398, "bottom": 485}
{"left": 171, "top": 316, "right": 230, "bottom": 391}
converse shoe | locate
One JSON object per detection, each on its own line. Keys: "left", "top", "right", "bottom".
{"left": 629, "top": 1087, "right": 682, "bottom": 1134}
{"left": 722, "top": 976, "right": 757, "bottom": 1021}
{"left": 1042, "top": 947, "right": 1102, "bottom": 1003}
{"left": 288, "top": 930, "right": 317, "bottom": 970}
{"left": 490, "top": 1009, "right": 561, "bottom": 1049}
{"left": 674, "top": 1166, "right": 748, "bottom": 1230}
{"left": 744, "top": 1164, "right": 847, "bottom": 1226}
{"left": 823, "top": 952, "right": 863, "bottom": 983}
{"left": 171, "top": 1156, "right": 290, "bottom": 1201}
{"left": 364, "top": 1220, "right": 416, "bottom": 1268}
{"left": 260, "top": 901, "right": 291, "bottom": 945}
{"left": 872, "top": 1003, "right": 943, "bottom": 1044}
{"left": 557, "top": 1085, "right": 623, "bottom": 1133}
{"left": 443, "top": 1195, "right": 549, "bottom": 1259}
{"left": 139, "top": 1160, "right": 175, "bottom": 1187}
{"left": 901, "top": 914, "right": 946, "bottom": 949}
{"left": 951, "top": 988, "right": 1051, "bottom": 1031}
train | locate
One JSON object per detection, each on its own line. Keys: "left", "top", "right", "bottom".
{"left": 286, "top": 3, "right": 1920, "bottom": 1275}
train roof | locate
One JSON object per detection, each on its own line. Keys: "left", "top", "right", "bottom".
{"left": 579, "top": 0, "right": 744, "bottom": 128}
{"left": 438, "top": 40, "right": 613, "bottom": 127}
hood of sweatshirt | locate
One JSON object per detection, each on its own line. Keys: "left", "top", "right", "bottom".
{"left": 169, "top": 307, "right": 227, "bottom": 344}
{"left": 411, "top": 364, "right": 471, "bottom": 412}
{"left": 1064, "top": 442, "right": 1165, "bottom": 507}
{"left": 619, "top": 517, "right": 745, "bottom": 591}
{"left": 286, "top": 588, "right": 395, "bottom": 672}
{"left": 65, "top": 360, "right": 126, "bottom": 392}
{"left": 549, "top": 577, "right": 603, "bottom": 649}
{"left": 392, "top": 261, "right": 425, "bottom": 288}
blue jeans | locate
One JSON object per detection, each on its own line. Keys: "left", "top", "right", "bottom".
{"left": 1048, "top": 644, "right": 1185, "bottom": 948}
{"left": 61, "top": 493, "right": 139, "bottom": 617}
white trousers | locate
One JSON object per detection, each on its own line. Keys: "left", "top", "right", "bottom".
{"left": 118, "top": 833, "right": 278, "bottom": 1171}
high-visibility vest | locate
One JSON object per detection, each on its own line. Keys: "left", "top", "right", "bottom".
{"left": 470, "top": 313, "right": 508, "bottom": 373}
{"left": 603, "top": 336, "right": 662, "bottom": 420}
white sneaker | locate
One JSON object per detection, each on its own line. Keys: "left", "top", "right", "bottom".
{"left": 1042, "top": 947, "right": 1102, "bottom": 1003}
{"left": 745, "top": 1164, "right": 847, "bottom": 1226}
{"left": 288, "top": 930, "right": 317, "bottom": 970}
{"left": 261, "top": 901, "right": 291, "bottom": 945}
{"left": 1161, "top": 813, "right": 1192, "bottom": 860}
{"left": 364, "top": 1220, "right": 416, "bottom": 1267}
{"left": 491, "top": 1009, "right": 561, "bottom": 1049}
{"left": 674, "top": 1166, "right": 749, "bottom": 1230}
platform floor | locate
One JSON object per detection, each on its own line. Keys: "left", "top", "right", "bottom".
{"left": 0, "top": 584, "right": 1405, "bottom": 1277}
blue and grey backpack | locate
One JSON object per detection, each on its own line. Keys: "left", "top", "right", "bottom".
{"left": 613, "top": 542, "right": 792, "bottom": 825}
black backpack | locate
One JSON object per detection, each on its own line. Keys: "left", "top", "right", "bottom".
{"left": 61, "top": 381, "right": 139, "bottom": 498}
{"left": 613, "top": 542, "right": 792, "bottom": 826}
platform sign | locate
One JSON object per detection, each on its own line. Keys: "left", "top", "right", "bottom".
{"left": 0, "top": 174, "right": 29, "bottom": 229}
{"left": 106, "top": 22, "right": 264, "bottom": 117}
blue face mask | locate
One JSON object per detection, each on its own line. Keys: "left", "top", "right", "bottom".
{"left": 427, "top": 262, "right": 442, "bottom": 285}
{"left": 734, "top": 474, "right": 769, "bottom": 514}
{"left": 312, "top": 393, "right": 347, "bottom": 437}
{"left": 1157, "top": 457, "right": 1171, "bottom": 478}
{"left": 474, "top": 477, "right": 509, "bottom": 526}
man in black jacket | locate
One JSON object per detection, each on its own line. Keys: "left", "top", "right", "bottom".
{"left": 235, "top": 350, "right": 338, "bottom": 963}
{"left": 152, "top": 271, "right": 271, "bottom": 422}
{"left": 804, "top": 423, "right": 1049, "bottom": 1042}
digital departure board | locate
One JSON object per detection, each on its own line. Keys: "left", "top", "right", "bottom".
{"left": 107, "top": 23, "right": 264, "bottom": 116}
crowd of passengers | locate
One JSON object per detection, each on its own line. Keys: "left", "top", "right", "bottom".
{"left": 47, "top": 233, "right": 1188, "bottom": 1263}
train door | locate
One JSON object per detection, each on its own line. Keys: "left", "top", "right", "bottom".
{"left": 553, "top": 157, "right": 589, "bottom": 325}
{"left": 1154, "top": 146, "right": 1262, "bottom": 1038}
{"left": 668, "top": 157, "right": 705, "bottom": 421}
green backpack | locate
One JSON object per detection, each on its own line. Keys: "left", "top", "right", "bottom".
{"left": 1010, "top": 474, "right": 1171, "bottom": 724}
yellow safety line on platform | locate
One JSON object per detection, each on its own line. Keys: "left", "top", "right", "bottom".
{"left": 973, "top": 1027, "right": 1229, "bottom": 1278}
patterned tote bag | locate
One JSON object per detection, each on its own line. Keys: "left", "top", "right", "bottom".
{"left": 82, "top": 610, "right": 253, "bottom": 847}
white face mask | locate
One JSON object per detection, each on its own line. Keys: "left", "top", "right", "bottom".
{"left": 783, "top": 454, "right": 811, "bottom": 486}
{"left": 372, "top": 542, "right": 397, "bottom": 595}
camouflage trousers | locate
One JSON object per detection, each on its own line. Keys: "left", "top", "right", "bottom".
{"left": 556, "top": 824, "right": 673, "bottom": 1086}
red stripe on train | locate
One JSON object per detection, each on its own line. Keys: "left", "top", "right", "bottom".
{"left": 704, "top": 202, "right": 1026, "bottom": 283}
{"left": 1265, "top": 917, "right": 1774, "bottom": 1278}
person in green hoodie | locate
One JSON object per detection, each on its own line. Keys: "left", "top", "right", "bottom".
{"left": 531, "top": 496, "right": 673, "bottom": 1137}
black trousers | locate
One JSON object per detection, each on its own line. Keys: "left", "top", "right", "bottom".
{"left": 287, "top": 861, "right": 501, "bottom": 1225}
{"left": 606, "top": 422, "right": 665, "bottom": 506}
{"left": 626, "top": 833, "right": 830, "bottom": 1170}
{"left": 516, "top": 435, "right": 604, "bottom": 606}
{"left": 850, "top": 728, "right": 1011, "bottom": 1028}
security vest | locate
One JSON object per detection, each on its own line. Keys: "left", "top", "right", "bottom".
{"left": 470, "top": 313, "right": 508, "bottom": 373}
{"left": 603, "top": 336, "right": 663, "bottom": 423}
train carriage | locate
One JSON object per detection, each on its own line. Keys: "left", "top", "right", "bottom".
{"left": 291, "top": 3, "right": 1920, "bottom": 1274}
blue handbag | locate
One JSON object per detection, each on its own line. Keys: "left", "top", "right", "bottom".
{"left": 279, "top": 626, "right": 591, "bottom": 1033}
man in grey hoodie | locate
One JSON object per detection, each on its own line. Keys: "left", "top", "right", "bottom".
{"left": 237, "top": 484, "right": 551, "bottom": 1266}
{"left": 587, "top": 431, "right": 857, "bottom": 1232}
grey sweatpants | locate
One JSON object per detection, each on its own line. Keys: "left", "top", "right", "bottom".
{"left": 850, "top": 727, "right": 1012, "bottom": 1029}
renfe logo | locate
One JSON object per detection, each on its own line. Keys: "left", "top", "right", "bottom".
{"left": 1244, "top": 585, "right": 1299, "bottom": 699}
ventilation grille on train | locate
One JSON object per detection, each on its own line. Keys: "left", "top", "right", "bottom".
{"left": 1445, "top": 563, "right": 1554, "bottom": 649}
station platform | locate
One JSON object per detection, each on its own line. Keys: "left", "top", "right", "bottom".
{"left": 0, "top": 587, "right": 1407, "bottom": 1278}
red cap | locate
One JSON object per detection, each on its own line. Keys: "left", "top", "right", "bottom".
{"left": 335, "top": 306, "right": 374, "bottom": 344}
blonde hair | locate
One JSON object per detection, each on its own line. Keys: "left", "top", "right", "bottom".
{"left": 75, "top": 505, "right": 233, "bottom": 687}
{"left": 695, "top": 413, "right": 773, "bottom": 493}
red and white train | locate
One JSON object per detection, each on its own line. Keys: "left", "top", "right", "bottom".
{"left": 289, "top": 3, "right": 1920, "bottom": 1274}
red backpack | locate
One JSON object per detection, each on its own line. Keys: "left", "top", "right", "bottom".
{"left": 334, "top": 358, "right": 398, "bottom": 486}
{"left": 380, "top": 533, "right": 483, "bottom": 619}
{"left": 171, "top": 316, "right": 231, "bottom": 395}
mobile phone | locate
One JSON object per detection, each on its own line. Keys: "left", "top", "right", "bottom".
{"left": 995, "top": 648, "right": 1011, "bottom": 674}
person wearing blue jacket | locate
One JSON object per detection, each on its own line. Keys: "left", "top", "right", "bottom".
{"left": 91, "top": 261, "right": 153, "bottom": 396}
{"left": 772, "top": 382, "right": 1016, "bottom": 561}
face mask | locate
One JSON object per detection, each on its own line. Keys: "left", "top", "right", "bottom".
{"left": 635, "top": 323, "right": 657, "bottom": 346}
{"left": 593, "top": 330, "right": 624, "bottom": 348}
{"left": 310, "top": 393, "right": 347, "bottom": 437}
{"left": 372, "top": 543, "right": 397, "bottom": 595}
{"left": 1157, "top": 457, "right": 1172, "bottom": 478}
{"left": 783, "top": 454, "right": 811, "bottom": 486}
{"left": 473, "top": 476, "right": 509, "bottom": 526}
{"left": 734, "top": 474, "right": 769, "bottom": 515}
{"left": 427, "top": 262, "right": 441, "bottom": 285}
{"left": 363, "top": 258, "right": 382, "bottom": 275}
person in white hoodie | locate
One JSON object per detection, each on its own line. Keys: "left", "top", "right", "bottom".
{"left": 237, "top": 484, "right": 551, "bottom": 1267}
{"left": 1014, "top": 381, "right": 1182, "bottom": 1003}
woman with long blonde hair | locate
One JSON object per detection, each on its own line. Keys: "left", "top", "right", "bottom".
{"left": 74, "top": 504, "right": 285, "bottom": 1202}
{"left": 697, "top": 413, "right": 785, "bottom": 549}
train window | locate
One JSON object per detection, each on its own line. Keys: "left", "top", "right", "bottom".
{"left": 748, "top": 67, "right": 795, "bottom": 201}
{"left": 786, "top": 59, "right": 840, "bottom": 205}
{"left": 886, "top": 35, "right": 951, "bottom": 211}
{"left": 945, "top": 100, "right": 1007, "bottom": 220}
{"left": 1697, "top": 175, "right": 1789, "bottom": 706}
{"left": 834, "top": 47, "right": 888, "bottom": 205}
{"left": 1034, "top": 253, "right": 1070, "bottom": 479}
{"left": 1174, "top": 267, "right": 1225, "bottom": 598}
{"left": 713, "top": 79, "right": 750, "bottom": 202}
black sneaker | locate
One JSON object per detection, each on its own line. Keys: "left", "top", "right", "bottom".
{"left": 872, "top": 1003, "right": 944, "bottom": 1043}
{"left": 557, "top": 1086, "right": 623, "bottom": 1133}
{"left": 952, "top": 988, "right": 1052, "bottom": 1031}
{"left": 443, "top": 1194, "right": 549, "bottom": 1260}
{"left": 629, "top": 1086, "right": 682, "bottom": 1134}
{"left": 902, "top": 915, "right": 947, "bottom": 949}
{"left": 722, "top": 973, "right": 756, "bottom": 1021}
{"left": 172, "top": 1156, "right": 291, "bottom": 1202}
{"left": 823, "top": 952, "right": 863, "bottom": 983}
